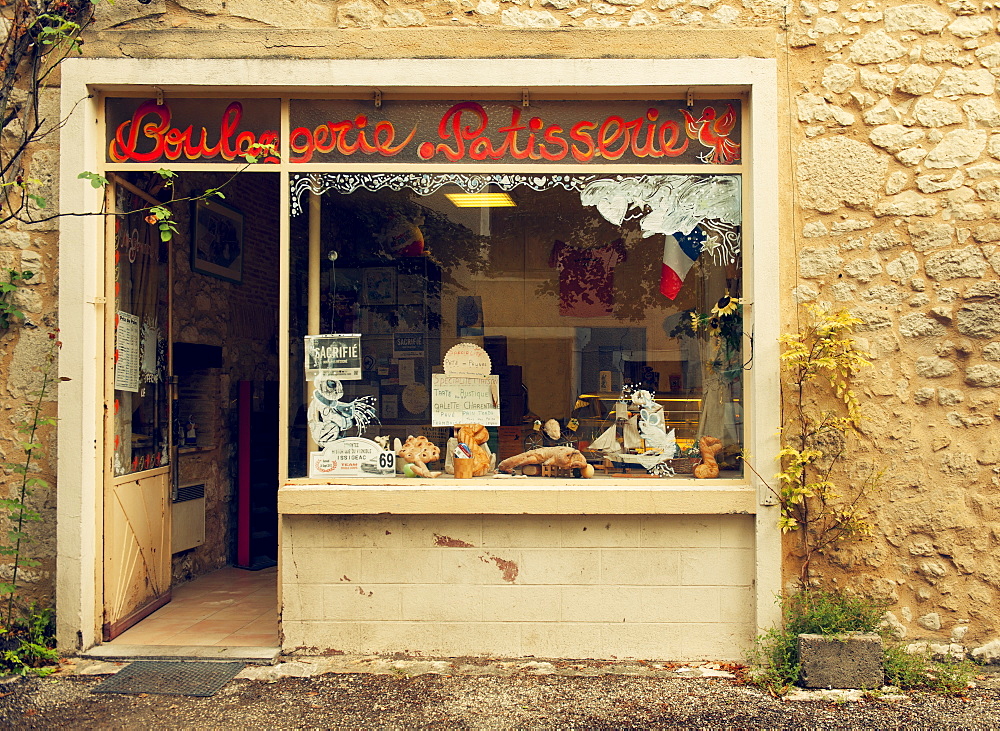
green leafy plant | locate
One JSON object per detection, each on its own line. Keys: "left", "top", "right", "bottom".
{"left": 883, "top": 644, "right": 976, "bottom": 695}
{"left": 744, "top": 304, "right": 875, "bottom": 585}
{"left": 781, "top": 589, "right": 885, "bottom": 636}
{"left": 670, "top": 292, "right": 745, "bottom": 382}
{"left": 0, "top": 1, "right": 98, "bottom": 226}
{"left": 1, "top": 269, "right": 34, "bottom": 331}
{"left": 79, "top": 143, "right": 279, "bottom": 243}
{"left": 77, "top": 171, "right": 109, "bottom": 189}
{"left": 0, "top": 604, "right": 58, "bottom": 676}
{"left": 32, "top": 11, "right": 84, "bottom": 52}
{"left": 749, "top": 589, "right": 885, "bottom": 694}
{"left": 0, "top": 331, "right": 61, "bottom": 676}
{"left": 145, "top": 205, "right": 178, "bottom": 242}
{"left": 750, "top": 590, "right": 975, "bottom": 696}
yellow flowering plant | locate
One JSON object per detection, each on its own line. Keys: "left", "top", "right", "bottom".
{"left": 744, "top": 304, "right": 876, "bottom": 585}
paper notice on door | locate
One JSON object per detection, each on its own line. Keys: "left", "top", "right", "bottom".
{"left": 398, "top": 358, "right": 416, "bottom": 385}
{"left": 141, "top": 322, "right": 159, "bottom": 379}
{"left": 114, "top": 311, "right": 140, "bottom": 393}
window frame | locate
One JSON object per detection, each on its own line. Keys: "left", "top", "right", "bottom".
{"left": 285, "top": 168, "right": 749, "bottom": 484}
{"left": 57, "top": 57, "right": 782, "bottom": 651}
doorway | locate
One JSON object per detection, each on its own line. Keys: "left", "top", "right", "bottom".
{"left": 106, "top": 566, "right": 277, "bottom": 648}
{"left": 102, "top": 171, "right": 281, "bottom": 647}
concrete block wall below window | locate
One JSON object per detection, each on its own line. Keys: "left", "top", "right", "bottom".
{"left": 280, "top": 513, "right": 755, "bottom": 660}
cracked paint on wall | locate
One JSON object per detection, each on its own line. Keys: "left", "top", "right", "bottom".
{"left": 481, "top": 553, "right": 519, "bottom": 583}
{"left": 433, "top": 533, "right": 476, "bottom": 548}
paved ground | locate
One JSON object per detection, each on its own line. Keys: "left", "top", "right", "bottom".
{"left": 1, "top": 656, "right": 998, "bottom": 729}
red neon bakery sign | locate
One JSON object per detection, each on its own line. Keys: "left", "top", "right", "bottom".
{"left": 289, "top": 101, "right": 741, "bottom": 165}
{"left": 106, "top": 99, "right": 742, "bottom": 166}
{"left": 108, "top": 100, "right": 281, "bottom": 163}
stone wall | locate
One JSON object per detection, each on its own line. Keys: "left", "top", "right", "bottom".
{"left": 785, "top": 3, "right": 1000, "bottom": 659}
{"left": 91, "top": 0, "right": 781, "bottom": 31}
{"left": 0, "top": 88, "right": 61, "bottom": 607}
{"left": 0, "top": 301, "right": 58, "bottom": 608}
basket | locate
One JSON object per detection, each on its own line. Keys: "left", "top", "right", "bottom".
{"left": 665, "top": 457, "right": 700, "bottom": 474}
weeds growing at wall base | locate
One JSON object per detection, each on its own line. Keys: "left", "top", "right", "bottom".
{"left": 748, "top": 589, "right": 883, "bottom": 694}
{"left": 882, "top": 644, "right": 977, "bottom": 695}
{"left": 0, "top": 604, "right": 57, "bottom": 676}
{"left": 749, "top": 589, "right": 976, "bottom": 696}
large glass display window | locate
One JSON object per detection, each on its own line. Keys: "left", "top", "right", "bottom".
{"left": 287, "top": 172, "right": 745, "bottom": 481}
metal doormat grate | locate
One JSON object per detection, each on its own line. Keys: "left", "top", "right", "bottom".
{"left": 92, "top": 661, "right": 245, "bottom": 697}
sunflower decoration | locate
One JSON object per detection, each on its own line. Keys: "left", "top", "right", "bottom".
{"left": 670, "top": 291, "right": 745, "bottom": 380}
{"left": 712, "top": 293, "right": 740, "bottom": 317}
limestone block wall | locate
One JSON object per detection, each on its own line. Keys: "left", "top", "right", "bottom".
{"left": 281, "top": 514, "right": 755, "bottom": 659}
{"left": 0, "top": 316, "right": 58, "bottom": 608}
{"left": 784, "top": 3, "right": 1000, "bottom": 657}
{"left": 0, "top": 83, "right": 61, "bottom": 606}
{"left": 90, "top": 0, "right": 783, "bottom": 32}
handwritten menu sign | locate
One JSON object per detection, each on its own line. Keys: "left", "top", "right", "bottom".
{"left": 431, "top": 374, "right": 500, "bottom": 426}
{"left": 442, "top": 342, "right": 491, "bottom": 376}
{"left": 114, "top": 311, "right": 140, "bottom": 393}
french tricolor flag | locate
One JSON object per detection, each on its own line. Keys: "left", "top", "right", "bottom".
{"left": 660, "top": 227, "right": 706, "bottom": 300}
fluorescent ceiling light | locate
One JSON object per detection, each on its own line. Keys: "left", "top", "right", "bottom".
{"left": 445, "top": 192, "right": 516, "bottom": 208}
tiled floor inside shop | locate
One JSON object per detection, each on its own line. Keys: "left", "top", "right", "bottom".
{"left": 108, "top": 566, "right": 278, "bottom": 647}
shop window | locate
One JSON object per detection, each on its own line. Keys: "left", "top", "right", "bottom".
{"left": 288, "top": 173, "right": 744, "bottom": 480}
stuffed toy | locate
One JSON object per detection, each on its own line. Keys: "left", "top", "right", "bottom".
{"left": 497, "top": 446, "right": 593, "bottom": 477}
{"left": 453, "top": 423, "right": 492, "bottom": 476}
{"left": 693, "top": 435, "right": 723, "bottom": 479}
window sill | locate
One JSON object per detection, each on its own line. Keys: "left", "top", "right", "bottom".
{"left": 278, "top": 478, "right": 756, "bottom": 515}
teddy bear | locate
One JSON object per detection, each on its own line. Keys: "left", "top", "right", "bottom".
{"left": 453, "top": 423, "right": 492, "bottom": 477}
{"left": 693, "top": 435, "right": 724, "bottom": 479}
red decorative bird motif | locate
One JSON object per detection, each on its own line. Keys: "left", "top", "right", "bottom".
{"left": 680, "top": 104, "right": 741, "bottom": 165}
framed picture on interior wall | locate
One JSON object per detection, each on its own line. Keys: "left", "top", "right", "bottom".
{"left": 362, "top": 267, "right": 396, "bottom": 306}
{"left": 191, "top": 198, "right": 244, "bottom": 283}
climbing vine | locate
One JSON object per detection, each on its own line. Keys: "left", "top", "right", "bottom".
{"left": 0, "top": 268, "right": 33, "bottom": 331}
{"left": 0, "top": 332, "right": 60, "bottom": 674}
{"left": 745, "top": 305, "right": 876, "bottom": 585}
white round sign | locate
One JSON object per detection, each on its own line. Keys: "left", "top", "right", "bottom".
{"left": 443, "top": 343, "right": 492, "bottom": 377}
{"left": 402, "top": 383, "right": 429, "bottom": 414}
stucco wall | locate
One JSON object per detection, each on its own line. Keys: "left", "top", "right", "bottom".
{"left": 282, "top": 513, "right": 755, "bottom": 659}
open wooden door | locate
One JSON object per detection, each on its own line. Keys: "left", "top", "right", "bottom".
{"left": 102, "top": 176, "right": 174, "bottom": 641}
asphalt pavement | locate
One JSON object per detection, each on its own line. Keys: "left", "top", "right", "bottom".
{"left": 1, "top": 656, "right": 998, "bottom": 729}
